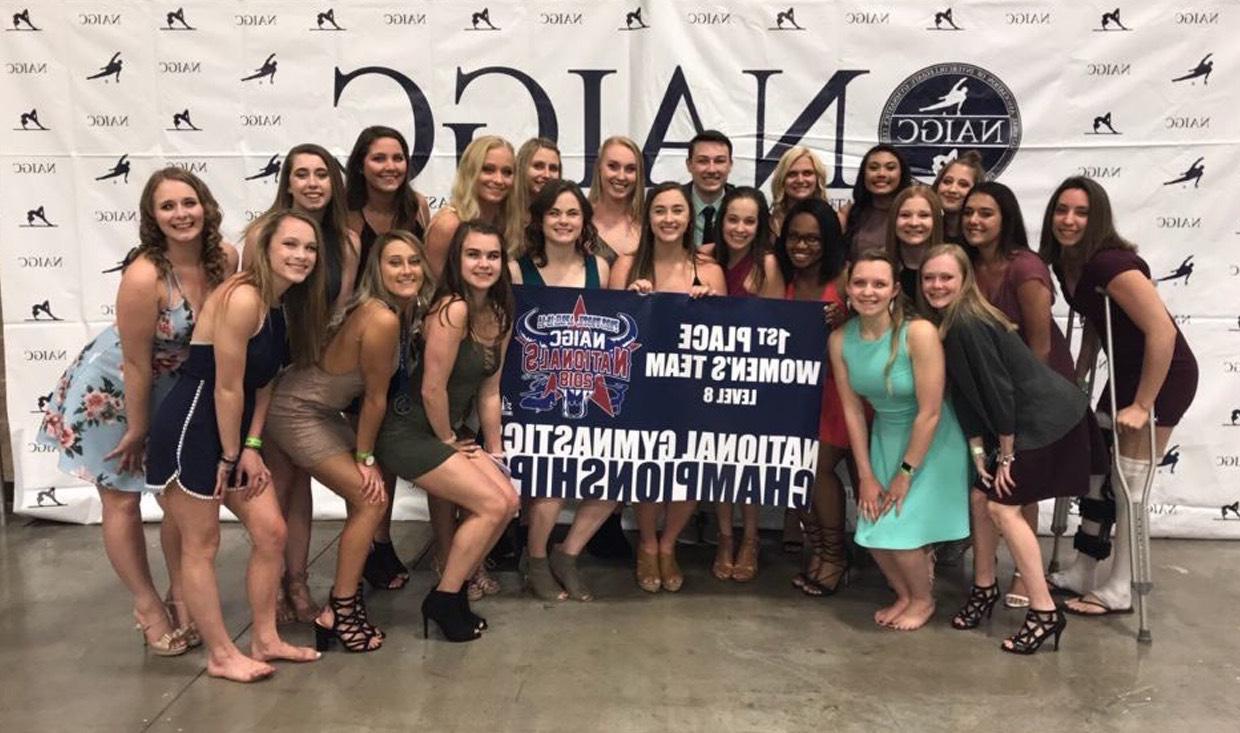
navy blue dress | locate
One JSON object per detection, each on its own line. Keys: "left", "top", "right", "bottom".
{"left": 146, "top": 308, "right": 287, "bottom": 497}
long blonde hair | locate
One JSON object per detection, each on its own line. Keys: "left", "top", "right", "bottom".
{"left": 847, "top": 251, "right": 908, "bottom": 394}
{"left": 588, "top": 135, "right": 645, "bottom": 225}
{"left": 920, "top": 244, "right": 1016, "bottom": 336}
{"left": 336, "top": 230, "right": 435, "bottom": 338}
{"left": 449, "top": 135, "right": 521, "bottom": 254}
{"left": 229, "top": 210, "right": 329, "bottom": 367}
{"left": 770, "top": 146, "right": 828, "bottom": 225}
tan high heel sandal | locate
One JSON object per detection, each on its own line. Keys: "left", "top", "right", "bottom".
{"left": 134, "top": 609, "right": 188, "bottom": 657}
{"left": 731, "top": 537, "right": 760, "bottom": 583}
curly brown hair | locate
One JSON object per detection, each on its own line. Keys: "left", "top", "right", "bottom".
{"left": 134, "top": 167, "right": 229, "bottom": 286}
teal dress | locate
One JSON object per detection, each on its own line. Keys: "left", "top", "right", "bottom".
{"left": 841, "top": 319, "right": 969, "bottom": 550}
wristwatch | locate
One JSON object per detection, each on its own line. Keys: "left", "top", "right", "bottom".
{"left": 899, "top": 461, "right": 916, "bottom": 477}
{"left": 355, "top": 451, "right": 376, "bottom": 467}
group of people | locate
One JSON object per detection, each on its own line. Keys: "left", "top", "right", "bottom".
{"left": 38, "top": 127, "right": 1197, "bottom": 682}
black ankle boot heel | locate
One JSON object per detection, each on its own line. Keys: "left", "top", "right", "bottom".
{"left": 421, "top": 589, "right": 481, "bottom": 642}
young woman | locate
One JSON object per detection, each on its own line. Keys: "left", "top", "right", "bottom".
{"left": 609, "top": 182, "right": 727, "bottom": 592}
{"left": 251, "top": 144, "right": 360, "bottom": 623}
{"left": 345, "top": 126, "right": 432, "bottom": 284}
{"left": 147, "top": 210, "right": 329, "bottom": 682}
{"left": 773, "top": 198, "right": 853, "bottom": 596}
{"left": 510, "top": 137, "right": 562, "bottom": 243}
{"left": 700, "top": 187, "right": 785, "bottom": 583}
{"left": 422, "top": 135, "right": 518, "bottom": 597}
{"left": 829, "top": 252, "right": 969, "bottom": 631}
{"left": 588, "top": 135, "right": 645, "bottom": 262}
{"left": 509, "top": 181, "right": 616, "bottom": 600}
{"left": 840, "top": 144, "right": 912, "bottom": 258}
{"left": 374, "top": 220, "right": 520, "bottom": 641}
{"left": 769, "top": 146, "right": 829, "bottom": 238}
{"left": 1039, "top": 177, "right": 1198, "bottom": 617}
{"left": 932, "top": 151, "right": 984, "bottom": 245}
{"left": 425, "top": 135, "right": 519, "bottom": 273}
{"left": 265, "top": 231, "right": 434, "bottom": 651}
{"left": 886, "top": 186, "right": 945, "bottom": 304}
{"left": 40, "top": 168, "right": 236, "bottom": 655}
{"left": 344, "top": 126, "right": 432, "bottom": 590}
{"left": 960, "top": 180, "right": 1079, "bottom": 607}
{"left": 921, "top": 244, "right": 1100, "bottom": 653}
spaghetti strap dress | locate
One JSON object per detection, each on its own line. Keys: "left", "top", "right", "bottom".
{"left": 39, "top": 271, "right": 194, "bottom": 492}
{"left": 842, "top": 320, "right": 969, "bottom": 550}
{"left": 787, "top": 280, "right": 850, "bottom": 448}
{"left": 146, "top": 308, "right": 287, "bottom": 497}
{"left": 516, "top": 253, "right": 601, "bottom": 289}
{"left": 375, "top": 337, "right": 500, "bottom": 480}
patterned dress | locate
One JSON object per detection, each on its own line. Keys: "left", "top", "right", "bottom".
{"left": 38, "top": 274, "right": 194, "bottom": 492}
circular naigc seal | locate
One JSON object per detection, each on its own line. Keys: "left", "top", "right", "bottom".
{"left": 878, "top": 62, "right": 1021, "bottom": 181}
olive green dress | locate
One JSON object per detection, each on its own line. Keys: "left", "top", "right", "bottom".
{"left": 375, "top": 337, "right": 499, "bottom": 479}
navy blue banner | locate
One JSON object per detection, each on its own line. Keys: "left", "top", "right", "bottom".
{"left": 500, "top": 286, "right": 827, "bottom": 508}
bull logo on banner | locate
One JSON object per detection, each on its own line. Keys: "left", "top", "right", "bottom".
{"left": 515, "top": 295, "right": 640, "bottom": 419}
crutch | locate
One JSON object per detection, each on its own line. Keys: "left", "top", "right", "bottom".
{"left": 1047, "top": 309, "right": 1093, "bottom": 572}
{"left": 1101, "top": 289, "right": 1158, "bottom": 644}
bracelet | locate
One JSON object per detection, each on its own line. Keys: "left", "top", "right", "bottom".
{"left": 998, "top": 453, "right": 1016, "bottom": 467}
{"left": 219, "top": 454, "right": 239, "bottom": 466}
{"left": 243, "top": 436, "right": 263, "bottom": 450}
{"left": 899, "top": 461, "right": 916, "bottom": 477}
{"left": 970, "top": 445, "right": 985, "bottom": 457}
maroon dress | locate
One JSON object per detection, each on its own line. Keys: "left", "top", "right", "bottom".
{"left": 1060, "top": 248, "right": 1198, "bottom": 426}
{"left": 978, "top": 249, "right": 1074, "bottom": 380}
{"left": 724, "top": 252, "right": 756, "bottom": 298}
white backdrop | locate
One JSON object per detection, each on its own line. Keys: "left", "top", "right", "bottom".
{"left": 2, "top": 1, "right": 1237, "bottom": 536}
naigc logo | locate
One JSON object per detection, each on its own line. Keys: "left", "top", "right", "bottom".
{"left": 879, "top": 63, "right": 1021, "bottom": 179}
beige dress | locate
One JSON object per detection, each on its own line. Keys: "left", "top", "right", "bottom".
{"left": 266, "top": 364, "right": 365, "bottom": 468}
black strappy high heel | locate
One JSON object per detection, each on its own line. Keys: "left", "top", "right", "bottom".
{"left": 1002, "top": 607, "right": 1067, "bottom": 654}
{"left": 951, "top": 583, "right": 1000, "bottom": 630}
{"left": 314, "top": 591, "right": 383, "bottom": 653}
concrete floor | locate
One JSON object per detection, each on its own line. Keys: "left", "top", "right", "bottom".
{"left": 0, "top": 519, "right": 1236, "bottom": 733}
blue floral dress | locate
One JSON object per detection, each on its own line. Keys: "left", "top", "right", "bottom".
{"left": 38, "top": 273, "right": 194, "bottom": 492}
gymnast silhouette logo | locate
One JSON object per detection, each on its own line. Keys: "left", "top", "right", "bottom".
{"left": 161, "top": 7, "right": 195, "bottom": 31}
{"left": 1221, "top": 501, "right": 1240, "bottom": 520}
{"left": 931, "top": 149, "right": 960, "bottom": 175}
{"left": 1157, "top": 445, "right": 1180, "bottom": 474}
{"left": 1162, "top": 157, "right": 1204, "bottom": 188}
{"left": 168, "top": 109, "right": 200, "bottom": 132}
{"left": 1087, "top": 111, "right": 1120, "bottom": 135}
{"left": 1094, "top": 8, "right": 1129, "bottom": 31}
{"left": 241, "top": 54, "right": 277, "bottom": 84}
{"left": 96, "top": 155, "right": 131, "bottom": 184}
{"left": 22, "top": 206, "right": 56, "bottom": 228}
{"left": 927, "top": 8, "right": 962, "bottom": 31}
{"left": 880, "top": 63, "right": 1021, "bottom": 179}
{"left": 86, "top": 52, "right": 123, "bottom": 83}
{"left": 16, "top": 109, "right": 49, "bottom": 131}
{"left": 35, "top": 487, "right": 68, "bottom": 508}
{"left": 919, "top": 78, "right": 969, "bottom": 115}
{"left": 620, "top": 7, "right": 649, "bottom": 30}
{"left": 33, "top": 391, "right": 52, "bottom": 414}
{"left": 313, "top": 8, "right": 345, "bottom": 31}
{"left": 1172, "top": 54, "right": 1213, "bottom": 85}
{"left": 1157, "top": 256, "right": 1194, "bottom": 286}
{"left": 514, "top": 296, "right": 640, "bottom": 420}
{"left": 8, "top": 7, "right": 39, "bottom": 30}
{"left": 769, "top": 7, "right": 804, "bottom": 31}
{"left": 27, "top": 300, "right": 63, "bottom": 321}
{"left": 246, "top": 154, "right": 282, "bottom": 182}
{"left": 466, "top": 7, "right": 500, "bottom": 31}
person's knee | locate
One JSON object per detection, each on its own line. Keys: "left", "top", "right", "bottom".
{"left": 477, "top": 489, "right": 512, "bottom": 525}
{"left": 986, "top": 501, "right": 1018, "bottom": 527}
{"left": 100, "top": 489, "right": 143, "bottom": 520}
{"left": 250, "top": 515, "right": 288, "bottom": 557}
{"left": 182, "top": 527, "right": 221, "bottom": 561}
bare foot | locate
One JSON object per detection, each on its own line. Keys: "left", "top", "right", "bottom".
{"left": 889, "top": 600, "right": 936, "bottom": 631}
{"left": 251, "top": 637, "right": 322, "bottom": 664}
{"left": 206, "top": 652, "right": 276, "bottom": 683}
{"left": 874, "top": 598, "right": 909, "bottom": 627}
